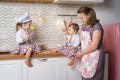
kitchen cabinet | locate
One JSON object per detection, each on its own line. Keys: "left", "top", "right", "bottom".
{"left": 0, "top": 0, "right": 54, "bottom": 3}
{"left": 0, "top": 55, "right": 108, "bottom": 80}
{"left": 54, "top": 0, "right": 104, "bottom": 4}
{"left": 61, "top": 54, "right": 108, "bottom": 80}
{"left": 22, "top": 57, "right": 62, "bottom": 80}
{"left": 104, "top": 53, "right": 108, "bottom": 80}
{"left": 61, "top": 57, "right": 82, "bottom": 80}
{"left": 0, "top": 60, "right": 22, "bottom": 80}
{"left": 0, "top": 0, "right": 103, "bottom": 3}
{"left": 22, "top": 57, "right": 82, "bottom": 80}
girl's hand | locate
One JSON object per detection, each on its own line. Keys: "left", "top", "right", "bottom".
{"left": 64, "top": 30, "right": 68, "bottom": 35}
{"left": 69, "top": 46, "right": 74, "bottom": 50}
{"left": 23, "top": 33, "right": 30, "bottom": 40}
{"left": 39, "top": 42, "right": 45, "bottom": 46}
{"left": 26, "top": 33, "right": 30, "bottom": 38}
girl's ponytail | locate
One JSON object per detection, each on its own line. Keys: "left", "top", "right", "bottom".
{"left": 16, "top": 23, "right": 22, "bottom": 32}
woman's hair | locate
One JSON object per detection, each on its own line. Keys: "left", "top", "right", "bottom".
{"left": 77, "top": 5, "right": 99, "bottom": 27}
{"left": 70, "top": 23, "right": 79, "bottom": 33}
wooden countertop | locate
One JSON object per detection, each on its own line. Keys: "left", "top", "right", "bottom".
{"left": 0, "top": 50, "right": 64, "bottom": 60}
{"left": 0, "top": 50, "right": 109, "bottom": 60}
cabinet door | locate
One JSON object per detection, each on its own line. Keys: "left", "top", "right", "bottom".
{"left": 104, "top": 53, "right": 108, "bottom": 80}
{"left": 0, "top": 60, "right": 22, "bottom": 80}
{"left": 62, "top": 55, "right": 108, "bottom": 80}
{"left": 23, "top": 57, "right": 62, "bottom": 80}
{"left": 62, "top": 57, "right": 82, "bottom": 80}
{"left": 1, "top": 0, "right": 54, "bottom": 3}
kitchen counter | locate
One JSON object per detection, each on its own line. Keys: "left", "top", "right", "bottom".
{"left": 0, "top": 50, "right": 64, "bottom": 60}
{"left": 0, "top": 50, "right": 109, "bottom": 60}
{"left": 0, "top": 50, "right": 109, "bottom": 80}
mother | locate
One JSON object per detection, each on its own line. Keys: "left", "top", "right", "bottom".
{"left": 75, "top": 6, "right": 105, "bottom": 80}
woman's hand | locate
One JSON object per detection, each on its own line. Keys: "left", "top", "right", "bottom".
{"left": 75, "top": 52, "right": 84, "bottom": 59}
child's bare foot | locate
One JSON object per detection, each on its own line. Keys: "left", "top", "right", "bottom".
{"left": 67, "top": 60, "right": 74, "bottom": 66}
{"left": 25, "top": 61, "right": 33, "bottom": 67}
{"left": 67, "top": 56, "right": 75, "bottom": 66}
{"left": 33, "top": 53, "right": 37, "bottom": 55}
{"left": 50, "top": 49, "right": 58, "bottom": 53}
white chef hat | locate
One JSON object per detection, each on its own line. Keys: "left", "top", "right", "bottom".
{"left": 15, "top": 13, "right": 31, "bottom": 23}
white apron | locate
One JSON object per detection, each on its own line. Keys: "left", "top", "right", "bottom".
{"left": 79, "top": 31, "right": 100, "bottom": 78}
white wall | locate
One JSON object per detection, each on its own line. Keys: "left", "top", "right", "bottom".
{"left": 94, "top": 0, "right": 120, "bottom": 25}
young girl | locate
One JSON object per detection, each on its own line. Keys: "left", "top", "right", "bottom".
{"left": 51, "top": 23, "right": 81, "bottom": 66}
{"left": 10, "top": 13, "right": 42, "bottom": 67}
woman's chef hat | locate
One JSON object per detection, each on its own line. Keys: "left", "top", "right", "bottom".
{"left": 15, "top": 13, "right": 31, "bottom": 23}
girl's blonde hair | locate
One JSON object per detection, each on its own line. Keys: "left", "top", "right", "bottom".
{"left": 77, "top": 5, "right": 99, "bottom": 27}
{"left": 69, "top": 23, "right": 79, "bottom": 33}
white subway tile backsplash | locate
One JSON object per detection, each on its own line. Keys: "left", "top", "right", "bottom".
{"left": 0, "top": 2, "right": 82, "bottom": 50}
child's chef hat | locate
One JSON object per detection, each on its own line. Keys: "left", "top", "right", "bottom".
{"left": 15, "top": 13, "right": 31, "bottom": 23}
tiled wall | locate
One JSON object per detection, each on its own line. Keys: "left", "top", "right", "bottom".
{"left": 0, "top": 2, "right": 83, "bottom": 50}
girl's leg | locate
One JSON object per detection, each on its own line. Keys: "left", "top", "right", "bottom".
{"left": 25, "top": 47, "right": 33, "bottom": 67}
{"left": 67, "top": 55, "right": 75, "bottom": 66}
